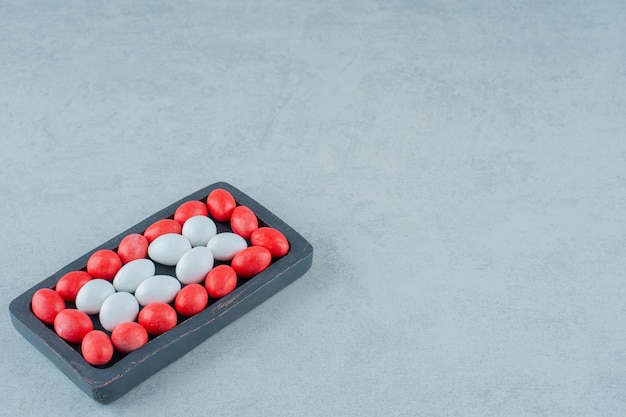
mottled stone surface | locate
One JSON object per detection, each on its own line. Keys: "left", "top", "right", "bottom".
{"left": 1, "top": 1, "right": 626, "bottom": 415}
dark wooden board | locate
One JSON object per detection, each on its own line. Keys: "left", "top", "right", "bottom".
{"left": 9, "top": 182, "right": 313, "bottom": 403}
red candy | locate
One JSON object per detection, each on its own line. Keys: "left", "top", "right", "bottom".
{"left": 111, "top": 322, "right": 148, "bottom": 354}
{"left": 55, "top": 271, "right": 92, "bottom": 302}
{"left": 117, "top": 233, "right": 148, "bottom": 264}
{"left": 31, "top": 288, "right": 66, "bottom": 324}
{"left": 138, "top": 303, "right": 177, "bottom": 336}
{"left": 230, "top": 205, "right": 258, "bottom": 240}
{"left": 251, "top": 227, "right": 289, "bottom": 258}
{"left": 174, "top": 200, "right": 208, "bottom": 226}
{"left": 144, "top": 219, "right": 182, "bottom": 243}
{"left": 231, "top": 246, "right": 272, "bottom": 279}
{"left": 54, "top": 309, "right": 93, "bottom": 344}
{"left": 31, "top": 189, "right": 286, "bottom": 367}
{"left": 207, "top": 188, "right": 236, "bottom": 222}
{"left": 87, "top": 249, "right": 122, "bottom": 281}
{"left": 175, "top": 284, "right": 209, "bottom": 316}
{"left": 81, "top": 330, "right": 114, "bottom": 366}
{"left": 205, "top": 265, "right": 237, "bottom": 299}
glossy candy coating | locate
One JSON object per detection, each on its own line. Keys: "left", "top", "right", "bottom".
{"left": 182, "top": 215, "right": 217, "bottom": 247}
{"left": 207, "top": 232, "right": 247, "bottom": 261}
{"left": 176, "top": 246, "right": 214, "bottom": 285}
{"left": 138, "top": 303, "right": 177, "bottom": 336}
{"left": 174, "top": 200, "right": 208, "bottom": 226}
{"left": 112, "top": 259, "right": 155, "bottom": 293}
{"left": 230, "top": 205, "right": 258, "bottom": 240}
{"left": 231, "top": 246, "right": 272, "bottom": 279}
{"left": 81, "top": 330, "right": 114, "bottom": 366}
{"left": 75, "top": 279, "right": 116, "bottom": 315}
{"left": 54, "top": 309, "right": 93, "bottom": 344}
{"left": 87, "top": 250, "right": 122, "bottom": 281}
{"left": 204, "top": 265, "right": 237, "bottom": 299}
{"left": 55, "top": 271, "right": 92, "bottom": 303}
{"left": 175, "top": 284, "right": 209, "bottom": 316}
{"left": 250, "top": 227, "right": 290, "bottom": 258}
{"left": 143, "top": 219, "right": 182, "bottom": 243}
{"left": 117, "top": 234, "right": 149, "bottom": 264}
{"left": 34, "top": 188, "right": 280, "bottom": 363}
{"left": 99, "top": 292, "right": 139, "bottom": 332}
{"left": 111, "top": 322, "right": 148, "bottom": 354}
{"left": 148, "top": 233, "right": 191, "bottom": 266}
{"left": 206, "top": 188, "right": 236, "bottom": 222}
{"left": 31, "top": 288, "right": 66, "bottom": 325}
{"left": 134, "top": 275, "right": 181, "bottom": 306}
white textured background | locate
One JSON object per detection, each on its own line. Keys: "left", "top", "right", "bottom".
{"left": 1, "top": 1, "right": 626, "bottom": 416}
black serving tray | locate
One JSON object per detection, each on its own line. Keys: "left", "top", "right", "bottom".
{"left": 9, "top": 182, "right": 313, "bottom": 403}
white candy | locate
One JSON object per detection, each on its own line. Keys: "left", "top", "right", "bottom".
{"left": 182, "top": 215, "right": 217, "bottom": 247}
{"left": 207, "top": 232, "right": 247, "bottom": 261}
{"left": 99, "top": 291, "right": 139, "bottom": 332}
{"left": 75, "top": 279, "right": 115, "bottom": 314}
{"left": 176, "top": 246, "right": 214, "bottom": 284}
{"left": 134, "top": 275, "right": 181, "bottom": 306}
{"left": 148, "top": 233, "right": 191, "bottom": 266}
{"left": 112, "top": 258, "right": 155, "bottom": 292}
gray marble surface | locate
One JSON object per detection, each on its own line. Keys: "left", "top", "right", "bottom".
{"left": 2, "top": 1, "right": 626, "bottom": 416}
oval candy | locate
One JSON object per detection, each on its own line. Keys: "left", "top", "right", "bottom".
{"left": 87, "top": 249, "right": 122, "bottom": 281}
{"left": 99, "top": 292, "right": 140, "bottom": 332}
{"left": 175, "top": 284, "right": 209, "bottom": 316}
{"left": 112, "top": 258, "right": 156, "bottom": 293}
{"left": 143, "top": 219, "right": 182, "bottom": 243}
{"left": 54, "top": 309, "right": 93, "bottom": 344}
{"left": 230, "top": 205, "right": 258, "bottom": 240}
{"left": 148, "top": 233, "right": 191, "bottom": 266}
{"left": 207, "top": 188, "right": 236, "bottom": 222}
{"left": 55, "top": 271, "right": 92, "bottom": 303}
{"left": 182, "top": 215, "right": 217, "bottom": 247}
{"left": 31, "top": 288, "right": 66, "bottom": 324}
{"left": 134, "top": 275, "right": 181, "bottom": 306}
{"left": 205, "top": 265, "right": 237, "bottom": 299}
{"left": 231, "top": 246, "right": 272, "bottom": 279}
{"left": 251, "top": 227, "right": 290, "bottom": 258}
{"left": 174, "top": 200, "right": 208, "bottom": 226}
{"left": 138, "top": 303, "right": 178, "bottom": 336}
{"left": 81, "top": 330, "right": 114, "bottom": 366}
{"left": 117, "top": 233, "right": 149, "bottom": 264}
{"left": 111, "top": 322, "right": 149, "bottom": 354}
{"left": 207, "top": 232, "right": 247, "bottom": 261}
{"left": 75, "top": 279, "right": 116, "bottom": 315}
{"left": 176, "top": 246, "right": 214, "bottom": 285}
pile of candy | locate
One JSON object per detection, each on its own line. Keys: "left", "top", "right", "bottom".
{"left": 30, "top": 188, "right": 289, "bottom": 366}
